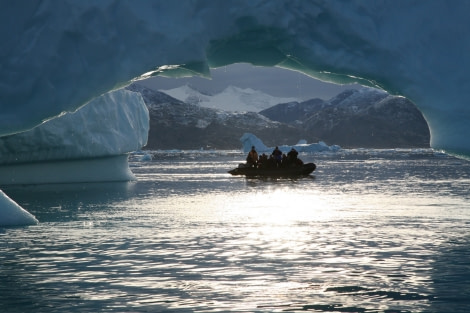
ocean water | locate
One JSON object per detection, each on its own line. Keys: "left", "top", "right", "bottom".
{"left": 1, "top": 149, "right": 470, "bottom": 313}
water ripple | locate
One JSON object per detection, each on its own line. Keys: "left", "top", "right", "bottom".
{"left": 1, "top": 150, "right": 470, "bottom": 312}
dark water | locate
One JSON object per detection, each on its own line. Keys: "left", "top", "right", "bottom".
{"left": 1, "top": 149, "right": 470, "bottom": 312}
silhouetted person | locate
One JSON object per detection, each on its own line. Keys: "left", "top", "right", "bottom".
{"left": 272, "top": 146, "right": 282, "bottom": 167}
{"left": 287, "top": 147, "right": 299, "bottom": 166}
{"left": 258, "top": 153, "right": 268, "bottom": 168}
{"left": 246, "top": 146, "right": 258, "bottom": 167}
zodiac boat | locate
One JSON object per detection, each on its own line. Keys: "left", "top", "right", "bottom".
{"left": 228, "top": 162, "right": 316, "bottom": 177}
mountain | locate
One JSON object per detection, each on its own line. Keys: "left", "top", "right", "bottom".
{"left": 160, "top": 84, "right": 300, "bottom": 112}
{"left": 127, "top": 83, "right": 430, "bottom": 150}
{"left": 259, "top": 98, "right": 326, "bottom": 124}
{"left": 126, "top": 84, "right": 301, "bottom": 150}
{"left": 260, "top": 88, "right": 430, "bottom": 148}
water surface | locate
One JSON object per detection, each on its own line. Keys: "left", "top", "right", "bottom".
{"left": 1, "top": 149, "right": 470, "bottom": 312}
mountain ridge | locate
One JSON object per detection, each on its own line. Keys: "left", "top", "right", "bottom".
{"left": 126, "top": 84, "right": 301, "bottom": 150}
{"left": 260, "top": 88, "right": 429, "bottom": 148}
{"left": 127, "top": 83, "right": 430, "bottom": 150}
{"left": 160, "top": 84, "right": 300, "bottom": 112}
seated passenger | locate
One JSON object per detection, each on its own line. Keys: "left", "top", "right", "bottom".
{"left": 281, "top": 153, "right": 288, "bottom": 168}
{"left": 268, "top": 155, "right": 276, "bottom": 168}
{"left": 287, "top": 147, "right": 299, "bottom": 166}
{"left": 258, "top": 153, "right": 268, "bottom": 168}
{"left": 246, "top": 146, "right": 258, "bottom": 167}
{"left": 271, "top": 146, "right": 282, "bottom": 167}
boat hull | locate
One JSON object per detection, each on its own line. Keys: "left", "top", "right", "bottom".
{"left": 228, "top": 163, "right": 316, "bottom": 177}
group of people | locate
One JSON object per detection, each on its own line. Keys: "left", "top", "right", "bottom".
{"left": 246, "top": 145, "right": 304, "bottom": 169}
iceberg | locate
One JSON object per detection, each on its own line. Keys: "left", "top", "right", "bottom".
{"left": 0, "top": 89, "right": 148, "bottom": 166}
{"left": 0, "top": 190, "right": 38, "bottom": 226}
{"left": 0, "top": 89, "right": 148, "bottom": 225}
{"left": 241, "top": 133, "right": 340, "bottom": 154}
{"left": 1, "top": 1, "right": 470, "bottom": 225}
{"left": 0, "top": 89, "right": 149, "bottom": 184}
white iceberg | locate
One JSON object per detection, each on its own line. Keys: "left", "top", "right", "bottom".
{"left": 0, "top": 89, "right": 149, "bottom": 185}
{"left": 240, "top": 133, "right": 341, "bottom": 154}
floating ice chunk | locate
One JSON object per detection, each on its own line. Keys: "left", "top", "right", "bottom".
{"left": 0, "top": 89, "right": 149, "bottom": 165}
{"left": 0, "top": 190, "right": 38, "bottom": 227}
{"left": 240, "top": 133, "right": 341, "bottom": 153}
{"left": 139, "top": 153, "right": 153, "bottom": 161}
{"left": 240, "top": 133, "right": 270, "bottom": 153}
{"left": 0, "top": 89, "right": 148, "bottom": 184}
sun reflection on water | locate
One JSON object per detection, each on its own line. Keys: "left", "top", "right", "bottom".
{"left": 218, "top": 186, "right": 340, "bottom": 224}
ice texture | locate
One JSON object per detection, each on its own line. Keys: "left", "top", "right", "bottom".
{"left": 0, "top": 89, "right": 149, "bottom": 165}
{"left": 0, "top": 155, "right": 137, "bottom": 186}
{"left": 2, "top": 0, "right": 470, "bottom": 225}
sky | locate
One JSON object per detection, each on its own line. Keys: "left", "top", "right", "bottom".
{"left": 140, "top": 63, "right": 361, "bottom": 101}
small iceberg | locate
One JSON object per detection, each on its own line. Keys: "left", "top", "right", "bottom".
{"left": 138, "top": 153, "right": 153, "bottom": 161}
{"left": 240, "top": 133, "right": 341, "bottom": 153}
{"left": 0, "top": 190, "right": 38, "bottom": 227}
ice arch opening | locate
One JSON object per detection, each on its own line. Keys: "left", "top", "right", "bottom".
{"left": 2, "top": 0, "right": 469, "bottom": 157}
{"left": 2, "top": 0, "right": 470, "bottom": 226}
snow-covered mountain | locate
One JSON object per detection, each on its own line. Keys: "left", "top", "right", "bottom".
{"left": 160, "top": 84, "right": 300, "bottom": 112}
{"left": 260, "top": 87, "right": 430, "bottom": 148}
{"left": 126, "top": 84, "right": 300, "bottom": 149}
{"left": 128, "top": 83, "right": 429, "bottom": 149}
{"left": 259, "top": 87, "right": 390, "bottom": 123}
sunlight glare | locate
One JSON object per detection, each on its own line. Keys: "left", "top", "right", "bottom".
{"left": 218, "top": 186, "right": 346, "bottom": 229}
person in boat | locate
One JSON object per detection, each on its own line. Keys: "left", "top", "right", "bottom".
{"left": 287, "top": 147, "right": 298, "bottom": 166}
{"left": 287, "top": 147, "right": 304, "bottom": 167}
{"left": 258, "top": 153, "right": 268, "bottom": 168}
{"left": 272, "top": 146, "right": 282, "bottom": 167}
{"left": 246, "top": 146, "right": 258, "bottom": 167}
{"left": 281, "top": 153, "right": 288, "bottom": 168}
{"left": 267, "top": 154, "right": 276, "bottom": 168}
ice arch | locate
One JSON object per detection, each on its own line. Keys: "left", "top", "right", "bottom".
{"left": 1, "top": 1, "right": 470, "bottom": 226}
{"left": 2, "top": 0, "right": 470, "bottom": 157}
